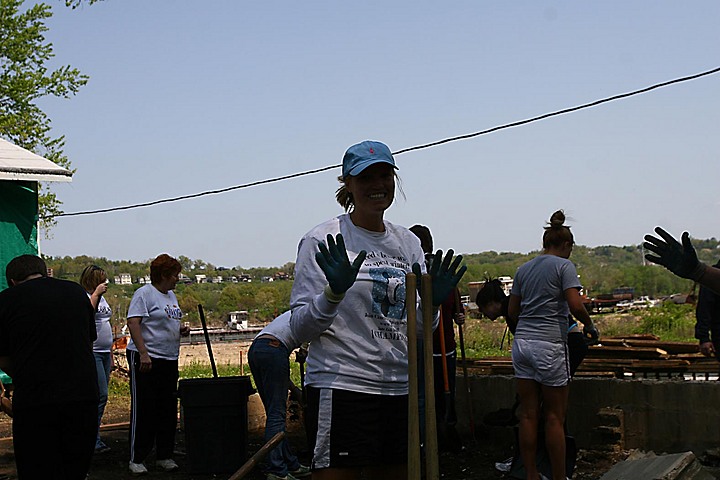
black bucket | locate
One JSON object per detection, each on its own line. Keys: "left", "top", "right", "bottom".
{"left": 178, "top": 375, "right": 254, "bottom": 474}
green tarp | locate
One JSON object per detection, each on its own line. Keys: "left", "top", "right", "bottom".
{"left": 0, "top": 181, "right": 39, "bottom": 290}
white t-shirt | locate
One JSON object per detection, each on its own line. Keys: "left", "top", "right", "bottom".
{"left": 290, "top": 214, "right": 435, "bottom": 396}
{"left": 126, "top": 284, "right": 183, "bottom": 360}
{"left": 511, "top": 254, "right": 582, "bottom": 343}
{"left": 91, "top": 294, "right": 114, "bottom": 353}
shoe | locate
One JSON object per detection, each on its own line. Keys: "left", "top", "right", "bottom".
{"left": 94, "top": 441, "right": 111, "bottom": 454}
{"left": 289, "top": 464, "right": 311, "bottom": 478}
{"left": 128, "top": 462, "right": 148, "bottom": 475}
{"left": 155, "top": 458, "right": 179, "bottom": 472}
{"left": 266, "top": 474, "right": 298, "bottom": 480}
{"left": 494, "top": 456, "right": 513, "bottom": 473}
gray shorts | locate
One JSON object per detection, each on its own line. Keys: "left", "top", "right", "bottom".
{"left": 512, "top": 338, "right": 570, "bottom": 387}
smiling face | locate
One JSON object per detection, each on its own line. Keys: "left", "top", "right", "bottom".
{"left": 345, "top": 162, "right": 395, "bottom": 219}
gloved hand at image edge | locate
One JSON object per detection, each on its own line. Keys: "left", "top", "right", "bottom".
{"left": 315, "top": 233, "right": 367, "bottom": 299}
{"left": 583, "top": 324, "right": 600, "bottom": 343}
{"left": 643, "top": 227, "right": 706, "bottom": 281}
{"left": 412, "top": 249, "right": 467, "bottom": 306}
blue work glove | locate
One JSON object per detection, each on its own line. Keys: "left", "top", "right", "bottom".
{"left": 315, "top": 233, "right": 367, "bottom": 295}
{"left": 583, "top": 324, "right": 600, "bottom": 344}
{"left": 412, "top": 249, "right": 467, "bottom": 306}
{"left": 643, "top": 227, "right": 705, "bottom": 281}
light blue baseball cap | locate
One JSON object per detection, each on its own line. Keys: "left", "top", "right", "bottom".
{"left": 342, "top": 140, "right": 398, "bottom": 178}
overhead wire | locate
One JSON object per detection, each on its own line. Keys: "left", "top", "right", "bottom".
{"left": 48, "top": 65, "right": 720, "bottom": 219}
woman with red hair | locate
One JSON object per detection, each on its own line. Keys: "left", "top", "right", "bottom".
{"left": 126, "top": 254, "right": 190, "bottom": 475}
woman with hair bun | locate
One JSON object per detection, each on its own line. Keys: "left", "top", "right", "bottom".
{"left": 508, "top": 210, "right": 598, "bottom": 480}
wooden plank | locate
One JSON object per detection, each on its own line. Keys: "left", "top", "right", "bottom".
{"left": 599, "top": 338, "right": 699, "bottom": 354}
{"left": 586, "top": 346, "right": 668, "bottom": 359}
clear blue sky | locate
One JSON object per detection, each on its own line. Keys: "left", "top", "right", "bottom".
{"left": 39, "top": 1, "right": 720, "bottom": 268}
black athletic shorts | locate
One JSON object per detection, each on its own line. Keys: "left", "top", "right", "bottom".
{"left": 306, "top": 386, "right": 408, "bottom": 469}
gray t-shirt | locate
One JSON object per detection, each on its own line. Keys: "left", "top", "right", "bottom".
{"left": 511, "top": 254, "right": 582, "bottom": 343}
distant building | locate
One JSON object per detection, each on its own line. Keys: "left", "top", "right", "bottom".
{"left": 228, "top": 310, "right": 249, "bottom": 330}
{"left": 195, "top": 274, "right": 207, "bottom": 284}
{"left": 115, "top": 273, "right": 132, "bottom": 285}
{"left": 138, "top": 275, "right": 151, "bottom": 285}
{"left": 274, "top": 271, "right": 290, "bottom": 281}
{"left": 212, "top": 276, "right": 223, "bottom": 284}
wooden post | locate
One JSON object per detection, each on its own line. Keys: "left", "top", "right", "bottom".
{"left": 406, "top": 273, "right": 421, "bottom": 480}
{"left": 422, "top": 274, "right": 439, "bottom": 480}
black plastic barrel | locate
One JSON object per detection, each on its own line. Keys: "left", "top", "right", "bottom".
{"left": 178, "top": 375, "right": 254, "bottom": 474}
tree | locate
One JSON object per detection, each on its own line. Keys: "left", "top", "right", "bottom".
{"left": 0, "top": 0, "right": 88, "bottom": 231}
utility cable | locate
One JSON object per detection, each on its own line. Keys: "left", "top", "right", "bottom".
{"left": 48, "top": 65, "right": 720, "bottom": 219}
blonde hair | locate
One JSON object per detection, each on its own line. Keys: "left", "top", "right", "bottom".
{"left": 80, "top": 265, "right": 107, "bottom": 292}
{"left": 542, "top": 210, "right": 574, "bottom": 250}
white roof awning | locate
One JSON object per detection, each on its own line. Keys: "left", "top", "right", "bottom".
{"left": 0, "top": 138, "right": 73, "bottom": 183}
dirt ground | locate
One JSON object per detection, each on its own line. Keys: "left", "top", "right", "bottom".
{"left": 0, "top": 392, "right": 626, "bottom": 479}
{"left": 0, "top": 409, "right": 625, "bottom": 480}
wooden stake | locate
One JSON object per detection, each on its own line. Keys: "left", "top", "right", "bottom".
{"left": 227, "top": 431, "right": 285, "bottom": 480}
{"left": 422, "top": 274, "right": 439, "bottom": 480}
{"left": 406, "top": 273, "right": 421, "bottom": 480}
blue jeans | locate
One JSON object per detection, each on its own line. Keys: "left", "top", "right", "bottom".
{"left": 248, "top": 337, "right": 300, "bottom": 477}
{"left": 94, "top": 351, "right": 112, "bottom": 447}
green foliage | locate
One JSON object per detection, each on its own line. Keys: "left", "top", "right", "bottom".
{"left": 43, "top": 237, "right": 720, "bottom": 330}
{"left": 636, "top": 302, "right": 696, "bottom": 342}
{"left": 457, "top": 319, "right": 512, "bottom": 358}
{"left": 179, "top": 361, "right": 249, "bottom": 380}
{"left": 177, "top": 359, "right": 303, "bottom": 392}
{"left": 65, "top": 0, "right": 103, "bottom": 8}
{"left": 0, "top": 0, "right": 88, "bottom": 231}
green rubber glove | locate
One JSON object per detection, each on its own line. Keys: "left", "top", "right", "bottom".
{"left": 315, "top": 233, "right": 367, "bottom": 295}
{"left": 412, "top": 249, "right": 467, "bottom": 306}
{"left": 643, "top": 227, "right": 705, "bottom": 281}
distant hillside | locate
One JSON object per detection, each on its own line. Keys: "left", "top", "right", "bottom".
{"left": 43, "top": 238, "right": 719, "bottom": 327}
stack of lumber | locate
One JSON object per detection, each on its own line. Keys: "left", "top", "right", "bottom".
{"left": 462, "top": 334, "right": 720, "bottom": 379}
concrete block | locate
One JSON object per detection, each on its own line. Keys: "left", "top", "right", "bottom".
{"left": 599, "top": 451, "right": 715, "bottom": 480}
{"left": 597, "top": 407, "right": 624, "bottom": 428}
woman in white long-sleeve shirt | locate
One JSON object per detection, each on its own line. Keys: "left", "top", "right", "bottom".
{"left": 289, "top": 140, "right": 465, "bottom": 480}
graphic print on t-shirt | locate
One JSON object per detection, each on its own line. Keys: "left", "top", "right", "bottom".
{"left": 164, "top": 304, "right": 182, "bottom": 321}
{"left": 370, "top": 266, "right": 407, "bottom": 319}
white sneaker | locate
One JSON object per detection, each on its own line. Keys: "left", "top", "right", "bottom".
{"left": 128, "top": 462, "right": 148, "bottom": 475}
{"left": 155, "top": 458, "right": 179, "bottom": 472}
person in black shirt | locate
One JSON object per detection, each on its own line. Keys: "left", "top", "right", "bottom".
{"left": 0, "top": 255, "right": 98, "bottom": 480}
{"left": 695, "top": 261, "right": 720, "bottom": 361}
